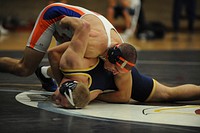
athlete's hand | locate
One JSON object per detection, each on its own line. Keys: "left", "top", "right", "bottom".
{"left": 53, "top": 30, "right": 71, "bottom": 44}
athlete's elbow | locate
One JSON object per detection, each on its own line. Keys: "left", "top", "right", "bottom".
{"left": 83, "top": 20, "right": 90, "bottom": 30}
{"left": 79, "top": 20, "right": 90, "bottom": 32}
{"left": 118, "top": 95, "right": 130, "bottom": 103}
{"left": 47, "top": 50, "right": 55, "bottom": 60}
{"left": 119, "top": 97, "right": 130, "bottom": 103}
{"left": 47, "top": 49, "right": 60, "bottom": 62}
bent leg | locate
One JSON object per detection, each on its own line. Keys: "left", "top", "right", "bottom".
{"left": 0, "top": 47, "right": 45, "bottom": 76}
{"left": 149, "top": 81, "right": 200, "bottom": 102}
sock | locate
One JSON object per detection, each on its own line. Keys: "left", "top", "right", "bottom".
{"left": 41, "top": 66, "right": 50, "bottom": 78}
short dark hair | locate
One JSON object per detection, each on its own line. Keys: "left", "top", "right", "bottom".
{"left": 118, "top": 43, "right": 137, "bottom": 64}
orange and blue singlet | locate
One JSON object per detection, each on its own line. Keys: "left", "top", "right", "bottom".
{"left": 26, "top": 3, "right": 88, "bottom": 52}
{"left": 26, "top": 3, "right": 123, "bottom": 53}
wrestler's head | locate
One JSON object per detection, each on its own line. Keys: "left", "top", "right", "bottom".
{"left": 52, "top": 80, "right": 90, "bottom": 109}
{"left": 105, "top": 43, "right": 137, "bottom": 74}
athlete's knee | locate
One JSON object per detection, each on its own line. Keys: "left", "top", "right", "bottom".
{"left": 14, "top": 63, "right": 35, "bottom": 77}
{"left": 47, "top": 48, "right": 61, "bottom": 61}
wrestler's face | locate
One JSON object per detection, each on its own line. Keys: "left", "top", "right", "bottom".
{"left": 51, "top": 88, "right": 71, "bottom": 108}
{"left": 104, "top": 59, "right": 128, "bottom": 75}
{"left": 105, "top": 45, "right": 134, "bottom": 74}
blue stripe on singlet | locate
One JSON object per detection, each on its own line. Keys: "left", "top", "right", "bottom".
{"left": 43, "top": 6, "right": 82, "bottom": 20}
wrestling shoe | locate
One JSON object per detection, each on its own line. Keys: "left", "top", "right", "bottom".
{"left": 35, "top": 66, "right": 57, "bottom": 92}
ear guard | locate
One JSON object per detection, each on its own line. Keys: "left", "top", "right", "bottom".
{"left": 107, "top": 45, "right": 135, "bottom": 72}
{"left": 59, "top": 80, "right": 78, "bottom": 107}
{"left": 107, "top": 45, "right": 122, "bottom": 64}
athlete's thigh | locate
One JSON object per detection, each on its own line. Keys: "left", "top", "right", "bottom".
{"left": 20, "top": 47, "right": 45, "bottom": 72}
{"left": 149, "top": 81, "right": 171, "bottom": 102}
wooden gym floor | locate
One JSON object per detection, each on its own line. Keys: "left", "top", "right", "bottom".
{"left": 0, "top": 30, "right": 200, "bottom": 51}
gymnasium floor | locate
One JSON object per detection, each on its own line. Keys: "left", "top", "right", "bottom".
{"left": 0, "top": 31, "right": 200, "bottom": 133}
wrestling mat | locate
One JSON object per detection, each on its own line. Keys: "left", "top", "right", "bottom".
{"left": 16, "top": 90, "right": 200, "bottom": 127}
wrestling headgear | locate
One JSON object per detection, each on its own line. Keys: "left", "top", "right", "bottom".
{"left": 107, "top": 45, "right": 135, "bottom": 72}
{"left": 59, "top": 80, "right": 78, "bottom": 108}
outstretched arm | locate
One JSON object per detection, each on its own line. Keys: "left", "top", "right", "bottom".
{"left": 96, "top": 72, "right": 132, "bottom": 103}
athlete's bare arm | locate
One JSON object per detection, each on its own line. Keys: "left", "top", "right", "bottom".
{"left": 48, "top": 16, "right": 90, "bottom": 84}
{"left": 51, "top": 18, "right": 92, "bottom": 108}
{"left": 96, "top": 72, "right": 132, "bottom": 103}
{"left": 59, "top": 18, "right": 91, "bottom": 69}
{"left": 48, "top": 42, "right": 71, "bottom": 84}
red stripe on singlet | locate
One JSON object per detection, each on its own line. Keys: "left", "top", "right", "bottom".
{"left": 29, "top": 3, "right": 85, "bottom": 48}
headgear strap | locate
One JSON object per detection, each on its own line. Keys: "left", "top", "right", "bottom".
{"left": 59, "top": 80, "right": 78, "bottom": 108}
{"left": 107, "top": 45, "right": 135, "bottom": 72}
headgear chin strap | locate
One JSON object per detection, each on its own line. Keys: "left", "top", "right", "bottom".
{"left": 59, "top": 80, "right": 78, "bottom": 108}
{"left": 107, "top": 45, "right": 135, "bottom": 72}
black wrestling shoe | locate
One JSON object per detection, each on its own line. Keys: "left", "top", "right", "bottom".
{"left": 35, "top": 66, "right": 57, "bottom": 92}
